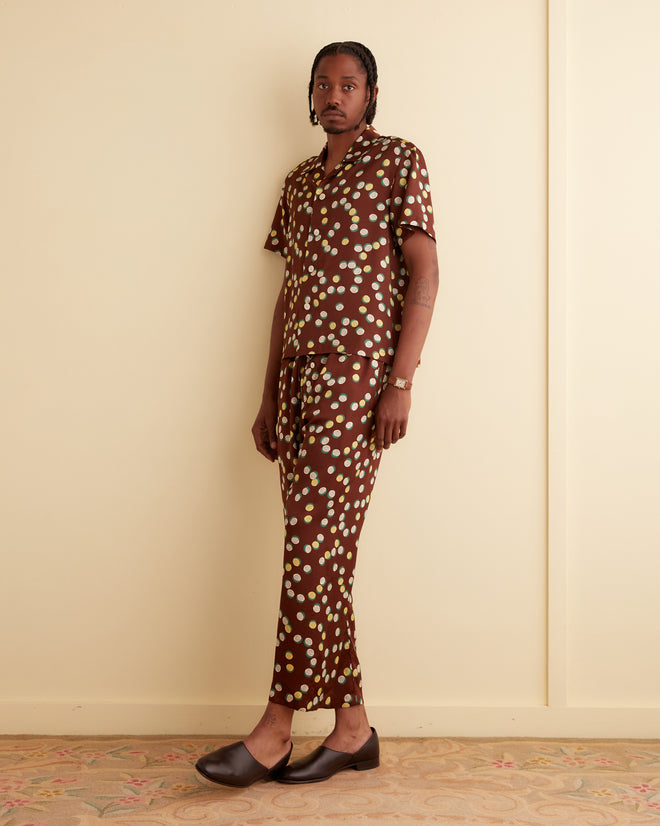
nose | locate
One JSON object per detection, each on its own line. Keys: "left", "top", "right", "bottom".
{"left": 325, "top": 84, "right": 343, "bottom": 107}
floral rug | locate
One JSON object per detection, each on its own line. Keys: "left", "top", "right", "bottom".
{"left": 2, "top": 736, "right": 660, "bottom": 825}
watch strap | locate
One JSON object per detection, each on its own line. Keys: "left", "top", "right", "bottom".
{"left": 387, "top": 376, "right": 413, "bottom": 390}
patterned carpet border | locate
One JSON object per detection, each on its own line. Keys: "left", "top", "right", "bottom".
{"left": 2, "top": 735, "right": 660, "bottom": 824}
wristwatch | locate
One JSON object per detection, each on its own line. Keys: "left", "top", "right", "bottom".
{"left": 387, "top": 376, "right": 413, "bottom": 390}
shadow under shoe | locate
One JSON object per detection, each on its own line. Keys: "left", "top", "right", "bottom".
{"left": 275, "top": 727, "right": 379, "bottom": 784}
{"left": 196, "top": 741, "right": 292, "bottom": 788}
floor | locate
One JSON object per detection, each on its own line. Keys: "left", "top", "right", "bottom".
{"left": 2, "top": 735, "right": 660, "bottom": 824}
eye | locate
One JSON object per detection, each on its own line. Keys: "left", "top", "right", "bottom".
{"left": 316, "top": 82, "right": 328, "bottom": 90}
{"left": 343, "top": 85, "right": 355, "bottom": 91}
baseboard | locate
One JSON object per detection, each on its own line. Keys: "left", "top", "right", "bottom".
{"left": 2, "top": 703, "right": 660, "bottom": 738}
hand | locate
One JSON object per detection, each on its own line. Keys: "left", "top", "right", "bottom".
{"left": 252, "top": 396, "right": 278, "bottom": 462}
{"left": 373, "top": 385, "right": 411, "bottom": 451}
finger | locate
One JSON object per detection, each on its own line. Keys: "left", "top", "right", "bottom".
{"left": 266, "top": 423, "right": 277, "bottom": 451}
{"left": 253, "top": 424, "right": 276, "bottom": 462}
{"left": 373, "top": 418, "right": 386, "bottom": 451}
{"left": 263, "top": 425, "right": 278, "bottom": 461}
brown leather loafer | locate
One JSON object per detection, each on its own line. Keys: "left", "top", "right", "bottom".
{"left": 195, "top": 741, "right": 292, "bottom": 788}
{"left": 276, "top": 728, "right": 379, "bottom": 784}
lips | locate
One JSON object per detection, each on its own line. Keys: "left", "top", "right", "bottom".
{"left": 322, "top": 109, "right": 345, "bottom": 118}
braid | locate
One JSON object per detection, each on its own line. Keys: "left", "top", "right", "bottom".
{"left": 308, "top": 41, "right": 378, "bottom": 126}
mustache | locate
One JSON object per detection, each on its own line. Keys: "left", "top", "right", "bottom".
{"left": 322, "top": 107, "right": 345, "bottom": 117}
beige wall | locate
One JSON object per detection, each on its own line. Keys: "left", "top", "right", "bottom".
{"left": 0, "top": 0, "right": 658, "bottom": 737}
{"left": 564, "top": 0, "right": 660, "bottom": 707}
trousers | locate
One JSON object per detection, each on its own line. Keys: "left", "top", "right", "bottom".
{"left": 268, "top": 353, "right": 389, "bottom": 710}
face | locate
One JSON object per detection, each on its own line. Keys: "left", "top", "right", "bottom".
{"left": 312, "top": 53, "right": 375, "bottom": 135}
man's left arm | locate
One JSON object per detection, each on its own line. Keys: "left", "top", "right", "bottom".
{"left": 373, "top": 229, "right": 439, "bottom": 451}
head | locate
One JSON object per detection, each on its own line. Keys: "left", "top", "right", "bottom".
{"left": 308, "top": 41, "right": 378, "bottom": 133}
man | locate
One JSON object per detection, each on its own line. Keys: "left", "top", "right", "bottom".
{"left": 196, "top": 41, "right": 438, "bottom": 787}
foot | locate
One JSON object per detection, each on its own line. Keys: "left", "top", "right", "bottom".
{"left": 196, "top": 741, "right": 292, "bottom": 787}
{"left": 243, "top": 703, "right": 294, "bottom": 769}
{"left": 276, "top": 727, "right": 379, "bottom": 784}
{"left": 323, "top": 725, "right": 373, "bottom": 754}
{"left": 323, "top": 704, "right": 373, "bottom": 753}
{"left": 243, "top": 730, "right": 292, "bottom": 770}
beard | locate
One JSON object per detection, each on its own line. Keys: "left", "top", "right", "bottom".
{"left": 322, "top": 122, "right": 352, "bottom": 134}
{"left": 320, "top": 115, "right": 366, "bottom": 135}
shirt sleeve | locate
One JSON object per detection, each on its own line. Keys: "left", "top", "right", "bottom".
{"left": 389, "top": 144, "right": 436, "bottom": 246}
{"left": 264, "top": 187, "right": 289, "bottom": 258}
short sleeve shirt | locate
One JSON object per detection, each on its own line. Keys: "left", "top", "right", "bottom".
{"left": 264, "top": 125, "right": 435, "bottom": 363}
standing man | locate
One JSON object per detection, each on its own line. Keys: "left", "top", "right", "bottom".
{"left": 196, "top": 41, "right": 438, "bottom": 787}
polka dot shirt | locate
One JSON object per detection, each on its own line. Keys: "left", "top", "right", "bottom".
{"left": 265, "top": 126, "right": 436, "bottom": 364}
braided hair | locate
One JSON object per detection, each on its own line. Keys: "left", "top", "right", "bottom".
{"left": 308, "top": 41, "right": 378, "bottom": 126}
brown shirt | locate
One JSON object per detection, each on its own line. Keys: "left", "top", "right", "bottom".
{"left": 265, "top": 125, "right": 435, "bottom": 363}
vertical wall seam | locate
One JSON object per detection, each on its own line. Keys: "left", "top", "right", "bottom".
{"left": 547, "top": 0, "right": 568, "bottom": 709}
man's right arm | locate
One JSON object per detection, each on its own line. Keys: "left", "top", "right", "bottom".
{"left": 251, "top": 280, "right": 285, "bottom": 462}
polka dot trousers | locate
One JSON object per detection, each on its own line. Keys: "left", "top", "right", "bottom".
{"left": 269, "top": 353, "right": 389, "bottom": 710}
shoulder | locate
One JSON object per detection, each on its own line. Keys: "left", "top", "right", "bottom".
{"left": 369, "top": 133, "right": 426, "bottom": 158}
{"left": 282, "top": 153, "right": 318, "bottom": 187}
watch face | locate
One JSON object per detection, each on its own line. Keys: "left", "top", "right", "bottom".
{"left": 395, "top": 378, "right": 406, "bottom": 389}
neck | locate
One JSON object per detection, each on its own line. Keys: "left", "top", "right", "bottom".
{"left": 324, "top": 122, "right": 369, "bottom": 173}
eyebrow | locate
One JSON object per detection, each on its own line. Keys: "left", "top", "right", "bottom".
{"left": 315, "top": 74, "right": 362, "bottom": 81}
